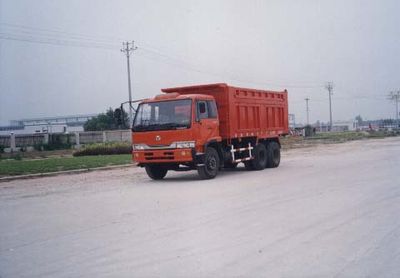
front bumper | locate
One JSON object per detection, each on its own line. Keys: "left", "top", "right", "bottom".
{"left": 133, "top": 148, "right": 195, "bottom": 163}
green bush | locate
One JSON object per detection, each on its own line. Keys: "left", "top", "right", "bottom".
{"left": 73, "top": 142, "right": 132, "bottom": 157}
{"left": 32, "top": 142, "right": 71, "bottom": 151}
{"left": 0, "top": 145, "right": 5, "bottom": 153}
{"left": 43, "top": 142, "right": 72, "bottom": 151}
{"left": 46, "top": 134, "right": 72, "bottom": 150}
{"left": 33, "top": 143, "right": 45, "bottom": 151}
{"left": 13, "top": 153, "right": 23, "bottom": 160}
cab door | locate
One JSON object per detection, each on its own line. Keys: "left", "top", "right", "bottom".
{"left": 196, "top": 100, "right": 220, "bottom": 144}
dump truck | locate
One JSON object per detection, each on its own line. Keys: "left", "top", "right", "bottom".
{"left": 132, "top": 83, "right": 289, "bottom": 180}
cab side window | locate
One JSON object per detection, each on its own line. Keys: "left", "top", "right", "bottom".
{"left": 197, "top": 100, "right": 218, "bottom": 120}
{"left": 197, "top": 101, "right": 209, "bottom": 120}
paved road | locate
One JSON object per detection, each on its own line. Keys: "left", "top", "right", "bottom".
{"left": 1, "top": 137, "right": 400, "bottom": 277}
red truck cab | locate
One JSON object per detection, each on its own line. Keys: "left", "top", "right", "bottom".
{"left": 132, "top": 83, "right": 288, "bottom": 180}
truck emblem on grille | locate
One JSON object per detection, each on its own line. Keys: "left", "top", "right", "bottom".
{"left": 155, "top": 135, "right": 161, "bottom": 141}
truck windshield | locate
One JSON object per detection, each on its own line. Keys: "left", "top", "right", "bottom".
{"left": 133, "top": 99, "right": 192, "bottom": 132}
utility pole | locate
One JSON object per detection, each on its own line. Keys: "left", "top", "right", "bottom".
{"left": 305, "top": 97, "right": 310, "bottom": 125}
{"left": 121, "top": 41, "right": 137, "bottom": 126}
{"left": 388, "top": 90, "right": 400, "bottom": 128}
{"left": 325, "top": 82, "right": 334, "bottom": 131}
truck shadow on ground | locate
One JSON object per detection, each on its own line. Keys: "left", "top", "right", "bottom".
{"left": 151, "top": 165, "right": 250, "bottom": 183}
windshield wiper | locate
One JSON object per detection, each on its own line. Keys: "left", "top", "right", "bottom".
{"left": 154, "top": 123, "right": 188, "bottom": 130}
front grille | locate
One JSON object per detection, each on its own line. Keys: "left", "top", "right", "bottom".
{"left": 144, "top": 152, "right": 174, "bottom": 160}
{"left": 145, "top": 144, "right": 174, "bottom": 150}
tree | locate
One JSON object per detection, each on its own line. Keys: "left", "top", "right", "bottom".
{"left": 84, "top": 108, "right": 129, "bottom": 131}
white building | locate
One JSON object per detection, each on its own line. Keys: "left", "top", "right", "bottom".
{"left": 0, "top": 114, "right": 98, "bottom": 135}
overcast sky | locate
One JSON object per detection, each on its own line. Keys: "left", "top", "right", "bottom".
{"left": 0, "top": 0, "right": 399, "bottom": 125}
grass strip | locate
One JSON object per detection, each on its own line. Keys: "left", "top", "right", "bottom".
{"left": 0, "top": 154, "right": 132, "bottom": 176}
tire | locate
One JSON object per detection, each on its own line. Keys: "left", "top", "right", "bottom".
{"left": 250, "top": 143, "right": 268, "bottom": 170}
{"left": 266, "top": 141, "right": 281, "bottom": 168}
{"left": 198, "top": 147, "right": 220, "bottom": 179}
{"left": 145, "top": 165, "right": 168, "bottom": 180}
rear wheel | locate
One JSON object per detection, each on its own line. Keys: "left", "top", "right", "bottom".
{"left": 145, "top": 165, "right": 168, "bottom": 180}
{"left": 266, "top": 141, "right": 281, "bottom": 168}
{"left": 198, "top": 147, "right": 220, "bottom": 179}
{"left": 250, "top": 143, "right": 268, "bottom": 170}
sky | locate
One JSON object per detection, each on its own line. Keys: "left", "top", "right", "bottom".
{"left": 0, "top": 0, "right": 399, "bottom": 125}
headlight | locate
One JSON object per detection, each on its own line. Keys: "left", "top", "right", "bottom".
{"left": 175, "top": 141, "right": 195, "bottom": 148}
{"left": 132, "top": 144, "right": 146, "bottom": 150}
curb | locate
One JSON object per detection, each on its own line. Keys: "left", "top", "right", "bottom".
{"left": 0, "top": 164, "right": 135, "bottom": 182}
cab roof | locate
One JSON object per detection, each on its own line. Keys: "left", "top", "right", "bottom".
{"left": 161, "top": 83, "right": 227, "bottom": 93}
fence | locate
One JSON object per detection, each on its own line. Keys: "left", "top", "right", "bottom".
{"left": 0, "top": 130, "right": 131, "bottom": 152}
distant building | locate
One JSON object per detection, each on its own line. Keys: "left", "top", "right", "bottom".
{"left": 0, "top": 114, "right": 98, "bottom": 135}
{"left": 331, "top": 120, "right": 358, "bottom": 132}
{"left": 314, "top": 120, "right": 358, "bottom": 132}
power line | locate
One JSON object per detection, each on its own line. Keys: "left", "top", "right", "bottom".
{"left": 0, "top": 22, "right": 125, "bottom": 44}
{"left": 0, "top": 32, "right": 118, "bottom": 50}
{"left": 0, "top": 21, "right": 123, "bottom": 50}
{"left": 0, "top": 28, "right": 121, "bottom": 46}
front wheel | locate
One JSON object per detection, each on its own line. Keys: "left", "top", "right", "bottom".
{"left": 198, "top": 147, "right": 220, "bottom": 179}
{"left": 145, "top": 165, "right": 168, "bottom": 180}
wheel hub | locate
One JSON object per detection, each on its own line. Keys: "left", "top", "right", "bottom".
{"left": 208, "top": 157, "right": 217, "bottom": 170}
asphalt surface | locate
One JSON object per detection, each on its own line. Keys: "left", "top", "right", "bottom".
{"left": 1, "top": 137, "right": 400, "bottom": 277}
